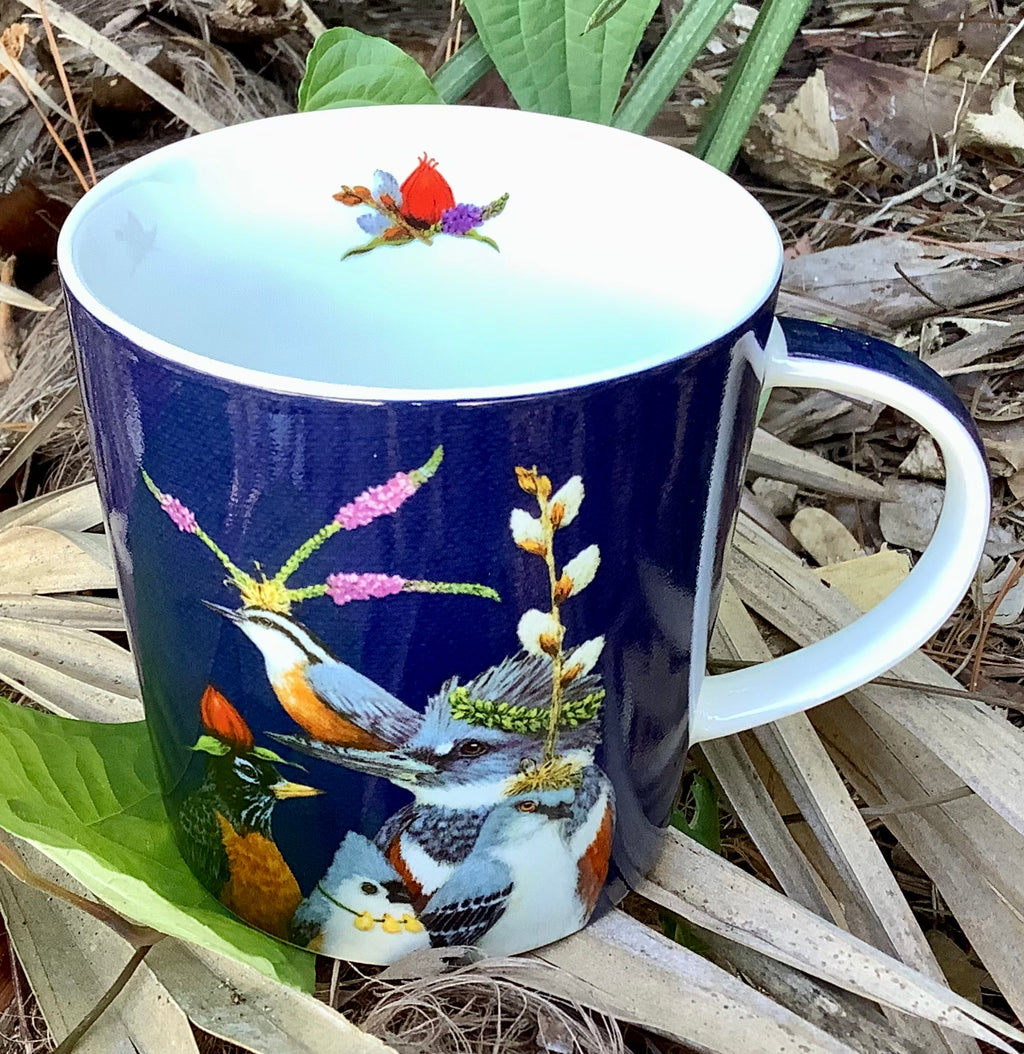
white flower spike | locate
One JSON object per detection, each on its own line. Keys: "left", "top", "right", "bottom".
{"left": 550, "top": 476, "right": 584, "bottom": 528}
{"left": 567, "top": 636, "right": 605, "bottom": 676}
{"left": 562, "top": 545, "right": 600, "bottom": 597}
{"left": 517, "top": 609, "right": 561, "bottom": 657}
{"left": 510, "top": 508, "right": 545, "bottom": 546}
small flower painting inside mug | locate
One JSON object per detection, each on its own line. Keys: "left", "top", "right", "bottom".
{"left": 334, "top": 153, "right": 508, "bottom": 259}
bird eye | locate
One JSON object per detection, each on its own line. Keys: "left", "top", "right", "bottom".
{"left": 361, "top": 881, "right": 378, "bottom": 895}
{"left": 458, "top": 740, "right": 487, "bottom": 757}
{"left": 516, "top": 800, "right": 539, "bottom": 813}
{"left": 235, "top": 760, "right": 258, "bottom": 782}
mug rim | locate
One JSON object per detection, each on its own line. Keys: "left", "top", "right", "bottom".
{"left": 57, "top": 106, "right": 783, "bottom": 402}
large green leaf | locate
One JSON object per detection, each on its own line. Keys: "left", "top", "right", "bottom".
{"left": 0, "top": 697, "right": 313, "bottom": 990}
{"left": 298, "top": 27, "right": 442, "bottom": 111}
{"left": 463, "top": 0, "right": 659, "bottom": 123}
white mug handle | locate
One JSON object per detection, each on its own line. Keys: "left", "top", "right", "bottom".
{"left": 689, "top": 317, "right": 991, "bottom": 744}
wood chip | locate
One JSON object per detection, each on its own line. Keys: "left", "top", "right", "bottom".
{"left": 748, "top": 430, "right": 890, "bottom": 502}
{"left": 818, "top": 549, "right": 911, "bottom": 612}
{"left": 790, "top": 507, "right": 865, "bottom": 566}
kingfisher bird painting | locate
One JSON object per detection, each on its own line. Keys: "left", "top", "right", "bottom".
{"left": 150, "top": 448, "right": 615, "bottom": 962}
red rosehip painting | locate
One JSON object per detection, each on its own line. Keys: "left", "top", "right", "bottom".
{"left": 333, "top": 153, "right": 508, "bottom": 259}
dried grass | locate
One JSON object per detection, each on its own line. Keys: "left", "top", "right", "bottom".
{"left": 343, "top": 957, "right": 627, "bottom": 1054}
{"left": 0, "top": 292, "right": 88, "bottom": 488}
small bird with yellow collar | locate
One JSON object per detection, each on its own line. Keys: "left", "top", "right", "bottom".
{"left": 291, "top": 831, "right": 428, "bottom": 962}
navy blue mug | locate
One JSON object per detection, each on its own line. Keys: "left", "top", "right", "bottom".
{"left": 58, "top": 107, "right": 989, "bottom": 961}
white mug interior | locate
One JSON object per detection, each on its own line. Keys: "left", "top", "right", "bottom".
{"left": 58, "top": 106, "right": 782, "bottom": 399}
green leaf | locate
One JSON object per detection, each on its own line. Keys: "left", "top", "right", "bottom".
{"left": 612, "top": 0, "right": 739, "bottom": 133}
{"left": 298, "top": 27, "right": 442, "bottom": 112}
{"left": 693, "top": 0, "right": 813, "bottom": 170}
{"left": 463, "top": 0, "right": 659, "bottom": 123}
{"left": 431, "top": 35, "right": 495, "bottom": 103}
{"left": 251, "top": 745, "right": 305, "bottom": 768}
{"left": 670, "top": 774, "right": 721, "bottom": 854}
{"left": 191, "top": 734, "right": 229, "bottom": 757}
{"left": 0, "top": 697, "right": 313, "bottom": 990}
{"left": 582, "top": 0, "right": 630, "bottom": 34}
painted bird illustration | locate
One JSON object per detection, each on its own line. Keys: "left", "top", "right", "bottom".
{"left": 418, "top": 783, "right": 611, "bottom": 953}
{"left": 177, "top": 685, "right": 322, "bottom": 940}
{"left": 270, "top": 652, "right": 614, "bottom": 920}
{"left": 291, "top": 831, "right": 428, "bottom": 962}
{"left": 205, "top": 603, "right": 422, "bottom": 751}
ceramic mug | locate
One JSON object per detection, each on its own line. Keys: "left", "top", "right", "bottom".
{"left": 58, "top": 106, "right": 989, "bottom": 963}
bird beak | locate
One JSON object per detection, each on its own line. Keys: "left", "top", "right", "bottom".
{"left": 201, "top": 599, "right": 244, "bottom": 623}
{"left": 271, "top": 779, "right": 323, "bottom": 800}
{"left": 329, "top": 748, "right": 436, "bottom": 783}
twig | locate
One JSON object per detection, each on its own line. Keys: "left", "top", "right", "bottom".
{"left": 0, "top": 45, "right": 72, "bottom": 121}
{"left": 860, "top": 166, "right": 958, "bottom": 228}
{"left": 858, "top": 785, "right": 974, "bottom": 819}
{"left": 0, "top": 257, "right": 14, "bottom": 386}
{"left": 6, "top": 930, "right": 30, "bottom": 1052}
{"left": 968, "top": 550, "right": 1024, "bottom": 692}
{"left": 426, "top": 3, "right": 466, "bottom": 75}
{"left": 36, "top": 0, "right": 94, "bottom": 187}
{"left": 16, "top": 0, "right": 222, "bottom": 134}
{"left": 893, "top": 261, "right": 952, "bottom": 311}
{"left": 300, "top": 0, "right": 327, "bottom": 38}
{"left": 50, "top": 944, "right": 153, "bottom": 1054}
{"left": 0, "top": 49, "right": 88, "bottom": 191}
{"left": 707, "top": 658, "right": 1023, "bottom": 712}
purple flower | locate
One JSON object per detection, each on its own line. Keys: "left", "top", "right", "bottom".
{"left": 334, "top": 472, "right": 417, "bottom": 530}
{"left": 441, "top": 204, "right": 483, "bottom": 235}
{"left": 326, "top": 572, "right": 406, "bottom": 605}
{"left": 357, "top": 212, "right": 392, "bottom": 236}
{"left": 159, "top": 495, "right": 197, "bottom": 533}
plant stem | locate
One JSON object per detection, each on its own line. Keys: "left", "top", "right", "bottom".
{"left": 431, "top": 34, "right": 494, "bottom": 103}
{"left": 612, "top": 0, "right": 738, "bottom": 134}
{"left": 52, "top": 944, "right": 155, "bottom": 1054}
{"left": 693, "top": 0, "right": 812, "bottom": 170}
{"left": 539, "top": 490, "right": 565, "bottom": 764}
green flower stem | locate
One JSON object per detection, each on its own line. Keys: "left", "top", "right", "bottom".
{"left": 692, "top": 0, "right": 813, "bottom": 171}
{"left": 284, "top": 583, "right": 330, "bottom": 602}
{"left": 194, "top": 527, "right": 252, "bottom": 591}
{"left": 141, "top": 470, "right": 250, "bottom": 589}
{"left": 273, "top": 522, "right": 343, "bottom": 586}
{"left": 611, "top": 0, "right": 738, "bottom": 134}
{"left": 275, "top": 448, "right": 444, "bottom": 587}
{"left": 431, "top": 34, "right": 494, "bottom": 103}
{"left": 409, "top": 445, "right": 444, "bottom": 486}
{"left": 403, "top": 581, "right": 500, "bottom": 602}
{"left": 463, "top": 230, "right": 500, "bottom": 252}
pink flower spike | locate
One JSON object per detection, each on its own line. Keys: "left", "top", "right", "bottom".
{"left": 160, "top": 495, "right": 198, "bottom": 534}
{"left": 326, "top": 572, "right": 407, "bottom": 605}
{"left": 334, "top": 473, "right": 417, "bottom": 530}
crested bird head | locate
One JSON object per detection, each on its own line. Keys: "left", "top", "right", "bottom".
{"left": 192, "top": 685, "right": 322, "bottom": 834}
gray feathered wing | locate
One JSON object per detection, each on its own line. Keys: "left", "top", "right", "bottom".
{"left": 418, "top": 858, "right": 513, "bottom": 948}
